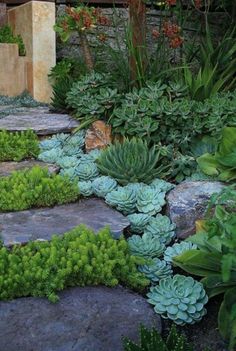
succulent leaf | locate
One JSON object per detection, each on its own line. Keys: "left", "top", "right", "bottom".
{"left": 138, "top": 258, "right": 173, "bottom": 283}
{"left": 144, "top": 214, "right": 176, "bottom": 245}
{"left": 105, "top": 187, "right": 136, "bottom": 214}
{"left": 92, "top": 176, "right": 117, "bottom": 198}
{"left": 127, "top": 213, "right": 151, "bottom": 233}
{"left": 128, "top": 233, "right": 165, "bottom": 259}
{"left": 164, "top": 242, "right": 198, "bottom": 263}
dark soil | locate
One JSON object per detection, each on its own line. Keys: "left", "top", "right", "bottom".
{"left": 162, "top": 296, "right": 229, "bottom": 351}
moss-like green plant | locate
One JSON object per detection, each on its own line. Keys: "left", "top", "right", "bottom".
{"left": 0, "top": 25, "right": 25, "bottom": 56}
{"left": 0, "top": 130, "right": 39, "bottom": 161}
{"left": 123, "top": 324, "right": 195, "bottom": 351}
{"left": 96, "top": 138, "right": 169, "bottom": 186}
{"left": 147, "top": 275, "right": 208, "bottom": 326}
{"left": 0, "top": 166, "right": 79, "bottom": 211}
{"left": 0, "top": 225, "right": 149, "bottom": 302}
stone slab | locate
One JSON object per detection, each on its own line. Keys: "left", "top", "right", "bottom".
{"left": 166, "top": 181, "right": 225, "bottom": 238}
{"left": 0, "top": 286, "right": 161, "bottom": 351}
{"left": 0, "top": 198, "right": 130, "bottom": 246}
{"left": 0, "top": 160, "right": 59, "bottom": 177}
{"left": 0, "top": 107, "right": 79, "bottom": 135}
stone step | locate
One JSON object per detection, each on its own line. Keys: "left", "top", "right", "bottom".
{"left": 0, "top": 160, "right": 59, "bottom": 177}
{"left": 0, "top": 198, "right": 130, "bottom": 246}
{"left": 0, "top": 286, "right": 161, "bottom": 351}
{"left": 0, "top": 107, "right": 79, "bottom": 135}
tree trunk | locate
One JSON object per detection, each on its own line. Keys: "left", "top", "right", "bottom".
{"left": 79, "top": 31, "right": 94, "bottom": 71}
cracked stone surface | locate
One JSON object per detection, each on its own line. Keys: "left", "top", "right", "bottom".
{"left": 0, "top": 107, "right": 79, "bottom": 135}
{"left": 166, "top": 181, "right": 225, "bottom": 238}
{"left": 0, "top": 198, "right": 130, "bottom": 246}
{"left": 0, "top": 160, "right": 59, "bottom": 177}
{"left": 0, "top": 286, "right": 161, "bottom": 351}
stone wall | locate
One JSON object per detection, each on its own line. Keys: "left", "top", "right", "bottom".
{"left": 56, "top": 4, "right": 226, "bottom": 60}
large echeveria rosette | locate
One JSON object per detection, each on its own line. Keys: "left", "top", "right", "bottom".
{"left": 147, "top": 274, "right": 208, "bottom": 325}
{"left": 128, "top": 233, "right": 165, "bottom": 259}
{"left": 144, "top": 214, "right": 176, "bottom": 245}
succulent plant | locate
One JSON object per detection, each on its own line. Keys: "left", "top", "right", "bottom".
{"left": 40, "top": 138, "right": 62, "bottom": 151}
{"left": 123, "top": 182, "right": 146, "bottom": 195}
{"left": 67, "top": 131, "right": 85, "bottom": 149}
{"left": 105, "top": 187, "right": 136, "bottom": 215}
{"left": 164, "top": 242, "right": 198, "bottom": 263}
{"left": 78, "top": 181, "right": 93, "bottom": 197}
{"left": 127, "top": 213, "right": 151, "bottom": 233}
{"left": 128, "top": 233, "right": 165, "bottom": 259}
{"left": 59, "top": 167, "right": 77, "bottom": 180}
{"left": 75, "top": 162, "right": 99, "bottom": 181}
{"left": 57, "top": 156, "right": 80, "bottom": 169}
{"left": 38, "top": 148, "right": 63, "bottom": 163}
{"left": 52, "top": 133, "right": 70, "bottom": 144}
{"left": 92, "top": 176, "right": 117, "bottom": 198}
{"left": 147, "top": 274, "right": 208, "bottom": 325}
{"left": 150, "top": 178, "right": 175, "bottom": 193}
{"left": 136, "top": 186, "right": 166, "bottom": 216}
{"left": 144, "top": 214, "right": 176, "bottom": 246}
{"left": 79, "top": 153, "right": 96, "bottom": 164}
{"left": 62, "top": 144, "right": 83, "bottom": 157}
{"left": 138, "top": 258, "right": 173, "bottom": 283}
{"left": 96, "top": 138, "right": 169, "bottom": 186}
{"left": 88, "top": 149, "right": 102, "bottom": 161}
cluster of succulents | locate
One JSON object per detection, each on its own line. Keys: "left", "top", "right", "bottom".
{"left": 147, "top": 275, "right": 208, "bottom": 325}
{"left": 138, "top": 258, "right": 173, "bottom": 283}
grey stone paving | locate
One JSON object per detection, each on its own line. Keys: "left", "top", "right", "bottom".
{"left": 0, "top": 160, "right": 59, "bottom": 177}
{"left": 166, "top": 181, "right": 225, "bottom": 238}
{"left": 0, "top": 286, "right": 161, "bottom": 351}
{"left": 0, "top": 198, "right": 130, "bottom": 246}
{"left": 0, "top": 107, "right": 79, "bottom": 135}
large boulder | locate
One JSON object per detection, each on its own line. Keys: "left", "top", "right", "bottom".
{"left": 166, "top": 181, "right": 225, "bottom": 238}
{"left": 0, "top": 286, "right": 161, "bottom": 351}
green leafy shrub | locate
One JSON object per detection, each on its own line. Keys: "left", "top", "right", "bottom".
{"left": 0, "top": 166, "right": 79, "bottom": 211}
{"left": 66, "top": 72, "right": 120, "bottom": 123}
{"left": 0, "top": 130, "right": 39, "bottom": 161}
{"left": 0, "top": 225, "right": 148, "bottom": 302}
{"left": 97, "top": 138, "right": 169, "bottom": 186}
{"left": 147, "top": 274, "right": 208, "bottom": 325}
{"left": 197, "top": 127, "right": 236, "bottom": 181}
{"left": 0, "top": 25, "right": 25, "bottom": 56}
{"left": 110, "top": 85, "right": 236, "bottom": 151}
{"left": 123, "top": 324, "right": 194, "bottom": 351}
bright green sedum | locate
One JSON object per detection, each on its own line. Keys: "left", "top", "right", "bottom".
{"left": 0, "top": 166, "right": 79, "bottom": 211}
{"left": 0, "top": 130, "right": 39, "bottom": 161}
{"left": 96, "top": 138, "right": 169, "bottom": 186}
{"left": 0, "top": 225, "right": 148, "bottom": 302}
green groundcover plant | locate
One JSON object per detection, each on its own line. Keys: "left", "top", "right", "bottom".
{"left": 0, "top": 130, "right": 39, "bottom": 161}
{"left": 173, "top": 186, "right": 236, "bottom": 350}
{"left": 0, "top": 166, "right": 79, "bottom": 211}
{"left": 0, "top": 225, "right": 148, "bottom": 302}
{"left": 0, "top": 25, "right": 25, "bottom": 56}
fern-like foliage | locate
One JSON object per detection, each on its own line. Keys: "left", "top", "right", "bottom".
{"left": 96, "top": 138, "right": 169, "bottom": 185}
{"left": 0, "top": 166, "right": 79, "bottom": 211}
{"left": 0, "top": 130, "right": 39, "bottom": 161}
{"left": 123, "top": 324, "right": 194, "bottom": 351}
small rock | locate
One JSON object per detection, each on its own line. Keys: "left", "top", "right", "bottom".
{"left": 85, "top": 120, "right": 111, "bottom": 152}
{"left": 0, "top": 286, "right": 161, "bottom": 351}
{"left": 0, "top": 198, "right": 130, "bottom": 246}
{"left": 0, "top": 160, "right": 59, "bottom": 177}
{"left": 166, "top": 181, "right": 225, "bottom": 238}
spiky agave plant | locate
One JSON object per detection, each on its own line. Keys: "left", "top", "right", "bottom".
{"left": 96, "top": 138, "right": 169, "bottom": 185}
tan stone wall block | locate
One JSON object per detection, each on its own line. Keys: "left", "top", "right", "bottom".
{"left": 0, "top": 43, "right": 27, "bottom": 96}
{"left": 8, "top": 1, "right": 56, "bottom": 103}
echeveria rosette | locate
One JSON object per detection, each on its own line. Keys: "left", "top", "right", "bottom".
{"left": 138, "top": 258, "right": 173, "bottom": 283}
{"left": 39, "top": 138, "right": 62, "bottom": 152}
{"left": 62, "top": 144, "right": 83, "bottom": 157}
{"left": 150, "top": 178, "right": 175, "bottom": 193}
{"left": 88, "top": 149, "right": 102, "bottom": 161}
{"left": 136, "top": 186, "right": 166, "bottom": 216}
{"left": 76, "top": 162, "right": 99, "bottom": 181}
{"left": 79, "top": 153, "right": 96, "bottom": 164}
{"left": 147, "top": 274, "right": 208, "bottom": 325}
{"left": 144, "top": 214, "right": 176, "bottom": 245}
{"left": 57, "top": 156, "right": 80, "bottom": 169}
{"left": 78, "top": 181, "right": 93, "bottom": 197}
{"left": 127, "top": 213, "right": 151, "bottom": 233}
{"left": 123, "top": 182, "right": 146, "bottom": 196}
{"left": 92, "top": 176, "right": 117, "bottom": 198}
{"left": 59, "top": 167, "right": 77, "bottom": 180}
{"left": 38, "top": 148, "right": 63, "bottom": 164}
{"left": 67, "top": 131, "right": 85, "bottom": 149}
{"left": 128, "top": 233, "right": 165, "bottom": 259}
{"left": 105, "top": 187, "right": 136, "bottom": 215}
{"left": 164, "top": 242, "right": 198, "bottom": 263}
